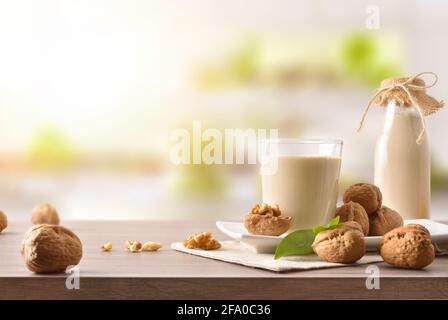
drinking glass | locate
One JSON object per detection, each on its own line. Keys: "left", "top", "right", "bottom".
{"left": 260, "top": 139, "right": 343, "bottom": 230}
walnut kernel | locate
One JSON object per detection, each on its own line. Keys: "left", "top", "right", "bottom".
{"left": 125, "top": 240, "right": 142, "bottom": 252}
{"left": 142, "top": 242, "right": 162, "bottom": 251}
{"left": 250, "top": 203, "right": 281, "bottom": 216}
{"left": 101, "top": 242, "right": 113, "bottom": 251}
{"left": 183, "top": 232, "right": 221, "bottom": 250}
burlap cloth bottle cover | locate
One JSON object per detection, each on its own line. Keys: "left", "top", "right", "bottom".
{"left": 358, "top": 72, "right": 444, "bottom": 144}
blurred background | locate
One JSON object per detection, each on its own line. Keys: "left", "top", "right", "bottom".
{"left": 0, "top": 0, "right": 447, "bottom": 221}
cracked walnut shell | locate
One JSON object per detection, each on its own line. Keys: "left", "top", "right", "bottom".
{"left": 0, "top": 210, "right": 7, "bottom": 232}
{"left": 335, "top": 202, "right": 369, "bottom": 236}
{"left": 379, "top": 224, "right": 435, "bottom": 269}
{"left": 244, "top": 203, "right": 292, "bottom": 236}
{"left": 31, "top": 203, "right": 60, "bottom": 225}
{"left": 20, "top": 224, "right": 83, "bottom": 273}
{"left": 369, "top": 206, "right": 403, "bottom": 236}
{"left": 343, "top": 183, "right": 382, "bottom": 215}
{"left": 183, "top": 232, "right": 221, "bottom": 250}
{"left": 312, "top": 224, "right": 365, "bottom": 264}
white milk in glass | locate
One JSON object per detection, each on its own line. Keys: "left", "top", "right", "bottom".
{"left": 262, "top": 155, "right": 341, "bottom": 230}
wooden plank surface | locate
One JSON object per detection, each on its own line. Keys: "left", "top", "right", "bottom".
{"left": 0, "top": 220, "right": 447, "bottom": 299}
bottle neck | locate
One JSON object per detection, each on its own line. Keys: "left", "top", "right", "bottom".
{"left": 384, "top": 100, "right": 419, "bottom": 116}
{"left": 382, "top": 100, "right": 426, "bottom": 136}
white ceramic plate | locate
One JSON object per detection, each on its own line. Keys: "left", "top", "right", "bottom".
{"left": 216, "top": 219, "right": 448, "bottom": 254}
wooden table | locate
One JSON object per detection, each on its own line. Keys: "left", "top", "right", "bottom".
{"left": 1, "top": 220, "right": 447, "bottom": 300}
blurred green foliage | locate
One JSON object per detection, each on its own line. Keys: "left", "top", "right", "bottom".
{"left": 168, "top": 164, "right": 228, "bottom": 198}
{"left": 196, "top": 36, "right": 260, "bottom": 89}
{"left": 27, "top": 127, "right": 77, "bottom": 170}
{"left": 196, "top": 31, "right": 404, "bottom": 89}
{"left": 432, "top": 159, "right": 448, "bottom": 192}
{"left": 340, "top": 32, "right": 403, "bottom": 87}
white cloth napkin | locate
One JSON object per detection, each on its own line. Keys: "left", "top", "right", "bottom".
{"left": 171, "top": 240, "right": 383, "bottom": 272}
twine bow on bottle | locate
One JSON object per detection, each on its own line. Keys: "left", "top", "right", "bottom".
{"left": 357, "top": 72, "right": 444, "bottom": 144}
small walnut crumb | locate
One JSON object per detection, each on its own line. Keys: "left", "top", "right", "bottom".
{"left": 250, "top": 203, "right": 281, "bottom": 216}
{"left": 124, "top": 240, "right": 132, "bottom": 250}
{"left": 101, "top": 242, "right": 113, "bottom": 252}
{"left": 125, "top": 240, "right": 142, "bottom": 252}
{"left": 129, "top": 241, "right": 142, "bottom": 252}
{"left": 142, "top": 241, "right": 162, "bottom": 252}
{"left": 183, "top": 232, "right": 221, "bottom": 250}
{"left": 0, "top": 210, "right": 7, "bottom": 232}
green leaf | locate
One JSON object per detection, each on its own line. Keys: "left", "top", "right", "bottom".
{"left": 274, "top": 229, "right": 315, "bottom": 260}
{"left": 312, "top": 216, "right": 340, "bottom": 234}
{"left": 274, "top": 216, "right": 341, "bottom": 260}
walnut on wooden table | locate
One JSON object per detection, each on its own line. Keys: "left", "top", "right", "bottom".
{"left": 125, "top": 240, "right": 142, "bottom": 252}
{"left": 183, "top": 232, "right": 221, "bottom": 250}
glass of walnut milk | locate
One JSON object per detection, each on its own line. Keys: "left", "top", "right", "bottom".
{"left": 260, "top": 139, "right": 343, "bottom": 231}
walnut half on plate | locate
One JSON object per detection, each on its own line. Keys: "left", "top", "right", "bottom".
{"left": 244, "top": 203, "right": 292, "bottom": 236}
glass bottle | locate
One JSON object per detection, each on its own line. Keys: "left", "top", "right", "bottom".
{"left": 374, "top": 101, "right": 430, "bottom": 219}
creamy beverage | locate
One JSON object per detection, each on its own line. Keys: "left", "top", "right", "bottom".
{"left": 262, "top": 155, "right": 341, "bottom": 230}
{"left": 375, "top": 106, "right": 430, "bottom": 219}
{"left": 361, "top": 74, "right": 442, "bottom": 220}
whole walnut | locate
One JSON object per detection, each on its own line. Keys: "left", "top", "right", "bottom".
{"left": 339, "top": 221, "right": 364, "bottom": 233}
{"left": 343, "top": 183, "right": 382, "bottom": 215}
{"left": 31, "top": 203, "right": 60, "bottom": 225}
{"left": 335, "top": 202, "right": 369, "bottom": 236}
{"left": 379, "top": 224, "right": 435, "bottom": 269}
{"left": 312, "top": 224, "right": 365, "bottom": 264}
{"left": 369, "top": 206, "right": 403, "bottom": 236}
{"left": 20, "top": 224, "right": 83, "bottom": 273}
{"left": 0, "top": 210, "right": 7, "bottom": 232}
{"left": 244, "top": 203, "right": 291, "bottom": 236}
